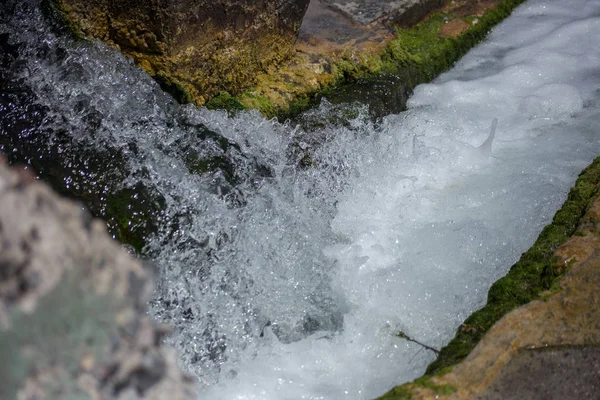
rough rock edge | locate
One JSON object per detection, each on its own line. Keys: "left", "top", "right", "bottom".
{"left": 0, "top": 156, "right": 196, "bottom": 400}
{"left": 48, "top": 0, "right": 310, "bottom": 106}
{"left": 376, "top": 157, "right": 600, "bottom": 399}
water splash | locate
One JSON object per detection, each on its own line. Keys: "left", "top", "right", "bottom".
{"left": 2, "top": 0, "right": 600, "bottom": 399}
{"left": 478, "top": 117, "right": 498, "bottom": 157}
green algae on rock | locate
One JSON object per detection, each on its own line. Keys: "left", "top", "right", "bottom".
{"left": 47, "top": 0, "right": 528, "bottom": 118}
{"left": 47, "top": 0, "right": 525, "bottom": 118}
{"left": 50, "top": 0, "right": 311, "bottom": 106}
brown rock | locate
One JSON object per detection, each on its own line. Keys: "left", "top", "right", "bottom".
{"left": 55, "top": 0, "right": 310, "bottom": 103}
{"left": 439, "top": 18, "right": 471, "bottom": 38}
{"left": 442, "top": 0, "right": 502, "bottom": 17}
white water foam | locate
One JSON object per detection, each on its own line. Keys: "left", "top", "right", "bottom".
{"left": 2, "top": 0, "right": 600, "bottom": 399}
{"left": 198, "top": 1, "right": 600, "bottom": 398}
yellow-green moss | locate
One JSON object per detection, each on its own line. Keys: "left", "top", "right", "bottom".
{"left": 238, "top": 91, "right": 277, "bottom": 118}
{"left": 413, "top": 376, "right": 457, "bottom": 395}
{"left": 156, "top": 33, "right": 297, "bottom": 106}
{"left": 205, "top": 91, "right": 247, "bottom": 113}
{"left": 51, "top": 1, "right": 298, "bottom": 108}
{"left": 41, "top": 0, "right": 87, "bottom": 39}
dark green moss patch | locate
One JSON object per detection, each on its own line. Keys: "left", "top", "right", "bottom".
{"left": 299, "top": 153, "right": 317, "bottom": 169}
{"left": 386, "top": 0, "right": 528, "bottom": 79}
{"left": 184, "top": 151, "right": 237, "bottom": 184}
{"left": 379, "top": 385, "right": 414, "bottom": 400}
{"left": 41, "top": 0, "right": 86, "bottom": 40}
{"left": 205, "top": 91, "right": 247, "bottom": 114}
{"left": 155, "top": 70, "right": 194, "bottom": 104}
{"left": 278, "top": 91, "right": 323, "bottom": 122}
{"left": 105, "top": 185, "right": 165, "bottom": 254}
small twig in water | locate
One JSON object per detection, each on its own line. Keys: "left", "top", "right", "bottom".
{"left": 396, "top": 330, "right": 440, "bottom": 355}
{"left": 408, "top": 346, "right": 424, "bottom": 364}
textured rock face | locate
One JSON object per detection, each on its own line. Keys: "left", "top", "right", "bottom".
{"left": 0, "top": 157, "right": 195, "bottom": 400}
{"left": 54, "top": 0, "right": 310, "bottom": 103}
{"left": 323, "top": 0, "right": 444, "bottom": 26}
{"left": 480, "top": 347, "right": 600, "bottom": 400}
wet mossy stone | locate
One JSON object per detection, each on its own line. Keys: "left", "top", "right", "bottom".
{"left": 0, "top": 79, "right": 161, "bottom": 254}
{"left": 105, "top": 185, "right": 166, "bottom": 255}
{"left": 0, "top": 52, "right": 248, "bottom": 255}
{"left": 205, "top": 91, "right": 247, "bottom": 114}
{"left": 40, "top": 0, "right": 86, "bottom": 40}
{"left": 0, "top": 111, "right": 164, "bottom": 255}
{"left": 155, "top": 71, "right": 194, "bottom": 105}
{"left": 184, "top": 152, "right": 238, "bottom": 184}
{"left": 52, "top": 0, "right": 311, "bottom": 107}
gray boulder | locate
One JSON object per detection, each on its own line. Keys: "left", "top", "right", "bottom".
{"left": 0, "top": 156, "right": 196, "bottom": 400}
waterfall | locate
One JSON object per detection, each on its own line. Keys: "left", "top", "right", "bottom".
{"left": 2, "top": 0, "right": 600, "bottom": 399}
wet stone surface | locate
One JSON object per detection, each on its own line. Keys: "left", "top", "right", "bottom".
{"left": 297, "top": 0, "right": 394, "bottom": 54}
{"left": 480, "top": 346, "right": 600, "bottom": 400}
{"left": 323, "top": 0, "right": 444, "bottom": 25}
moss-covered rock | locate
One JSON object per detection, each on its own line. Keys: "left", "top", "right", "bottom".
{"left": 50, "top": 0, "right": 310, "bottom": 105}
{"left": 47, "top": 0, "right": 527, "bottom": 118}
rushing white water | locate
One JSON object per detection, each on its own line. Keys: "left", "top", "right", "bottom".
{"left": 1, "top": 0, "right": 600, "bottom": 399}
{"left": 196, "top": 1, "right": 600, "bottom": 398}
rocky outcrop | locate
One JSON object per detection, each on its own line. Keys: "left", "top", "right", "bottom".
{"left": 0, "top": 156, "right": 195, "bottom": 400}
{"left": 378, "top": 157, "right": 600, "bottom": 399}
{"left": 52, "top": 0, "right": 310, "bottom": 103}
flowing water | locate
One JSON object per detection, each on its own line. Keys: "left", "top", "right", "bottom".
{"left": 1, "top": 0, "right": 600, "bottom": 399}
